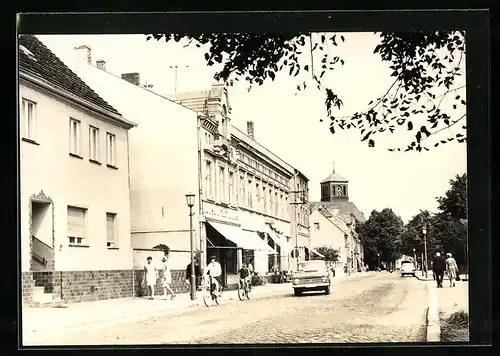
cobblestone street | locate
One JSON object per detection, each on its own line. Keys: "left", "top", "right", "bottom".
{"left": 25, "top": 272, "right": 428, "bottom": 345}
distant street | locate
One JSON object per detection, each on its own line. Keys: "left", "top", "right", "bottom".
{"left": 27, "top": 273, "right": 429, "bottom": 345}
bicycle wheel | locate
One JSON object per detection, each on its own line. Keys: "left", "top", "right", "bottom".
{"left": 203, "top": 288, "right": 211, "bottom": 307}
{"left": 237, "top": 282, "right": 245, "bottom": 301}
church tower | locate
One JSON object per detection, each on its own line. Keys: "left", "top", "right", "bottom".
{"left": 320, "top": 162, "right": 349, "bottom": 202}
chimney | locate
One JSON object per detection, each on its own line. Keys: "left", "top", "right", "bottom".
{"left": 96, "top": 59, "right": 106, "bottom": 71}
{"left": 121, "top": 72, "right": 141, "bottom": 86}
{"left": 74, "top": 45, "right": 91, "bottom": 69}
{"left": 332, "top": 161, "right": 335, "bottom": 173}
{"left": 247, "top": 121, "right": 255, "bottom": 139}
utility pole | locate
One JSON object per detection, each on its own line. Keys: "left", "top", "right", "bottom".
{"left": 169, "top": 65, "right": 189, "bottom": 92}
{"left": 423, "top": 225, "right": 428, "bottom": 278}
{"left": 290, "top": 171, "right": 308, "bottom": 272}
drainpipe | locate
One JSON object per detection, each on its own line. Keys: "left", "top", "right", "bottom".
{"left": 197, "top": 115, "right": 205, "bottom": 271}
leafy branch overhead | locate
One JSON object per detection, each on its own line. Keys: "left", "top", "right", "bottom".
{"left": 147, "top": 31, "right": 466, "bottom": 151}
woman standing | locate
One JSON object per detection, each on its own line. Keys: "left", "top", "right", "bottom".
{"left": 445, "top": 252, "right": 459, "bottom": 287}
{"left": 160, "top": 255, "right": 176, "bottom": 300}
{"left": 144, "top": 256, "right": 157, "bottom": 300}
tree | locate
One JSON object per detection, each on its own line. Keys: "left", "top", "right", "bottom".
{"left": 147, "top": 31, "right": 466, "bottom": 151}
{"left": 356, "top": 208, "right": 404, "bottom": 269}
{"left": 437, "top": 173, "right": 467, "bottom": 221}
{"left": 400, "top": 210, "right": 433, "bottom": 257}
{"left": 310, "top": 246, "right": 341, "bottom": 262}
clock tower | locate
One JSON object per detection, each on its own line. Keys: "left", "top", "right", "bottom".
{"left": 320, "top": 162, "right": 349, "bottom": 202}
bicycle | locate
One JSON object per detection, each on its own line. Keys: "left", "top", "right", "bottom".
{"left": 202, "top": 275, "right": 221, "bottom": 307}
{"left": 237, "top": 278, "right": 251, "bottom": 300}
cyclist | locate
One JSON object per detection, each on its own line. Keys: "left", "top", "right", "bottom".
{"left": 238, "top": 263, "right": 251, "bottom": 291}
{"left": 205, "top": 255, "right": 222, "bottom": 295}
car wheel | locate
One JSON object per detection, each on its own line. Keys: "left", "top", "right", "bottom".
{"left": 294, "top": 289, "right": 302, "bottom": 296}
{"left": 325, "top": 286, "right": 331, "bottom": 295}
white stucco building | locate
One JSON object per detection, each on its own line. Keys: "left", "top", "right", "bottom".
{"left": 19, "top": 35, "right": 137, "bottom": 305}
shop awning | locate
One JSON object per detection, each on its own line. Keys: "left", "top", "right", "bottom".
{"left": 310, "top": 248, "right": 325, "bottom": 258}
{"left": 207, "top": 221, "right": 275, "bottom": 253}
{"left": 266, "top": 228, "right": 291, "bottom": 254}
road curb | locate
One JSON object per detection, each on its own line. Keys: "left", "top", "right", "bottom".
{"left": 426, "top": 283, "right": 441, "bottom": 342}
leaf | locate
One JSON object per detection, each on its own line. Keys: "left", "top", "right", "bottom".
{"left": 368, "top": 139, "right": 375, "bottom": 147}
{"left": 321, "top": 34, "right": 325, "bottom": 44}
{"left": 416, "top": 131, "right": 422, "bottom": 143}
{"left": 361, "top": 132, "right": 371, "bottom": 141}
{"left": 304, "top": 65, "right": 309, "bottom": 72}
{"left": 341, "top": 35, "right": 345, "bottom": 42}
{"left": 407, "top": 121, "right": 413, "bottom": 130}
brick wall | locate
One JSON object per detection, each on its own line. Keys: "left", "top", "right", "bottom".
{"left": 134, "top": 269, "right": 190, "bottom": 296}
{"left": 22, "top": 272, "right": 35, "bottom": 305}
{"left": 57, "top": 270, "right": 134, "bottom": 303}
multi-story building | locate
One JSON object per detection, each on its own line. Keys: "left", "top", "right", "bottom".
{"left": 166, "top": 82, "right": 311, "bottom": 287}
{"left": 309, "top": 163, "right": 365, "bottom": 273}
{"left": 69, "top": 47, "right": 200, "bottom": 295}
{"left": 19, "top": 35, "right": 137, "bottom": 305}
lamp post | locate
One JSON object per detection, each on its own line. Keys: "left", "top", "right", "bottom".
{"left": 377, "top": 253, "right": 380, "bottom": 271}
{"left": 170, "top": 65, "right": 189, "bottom": 92}
{"left": 185, "top": 193, "right": 196, "bottom": 300}
{"left": 413, "top": 248, "right": 417, "bottom": 270}
{"left": 423, "top": 225, "right": 428, "bottom": 278}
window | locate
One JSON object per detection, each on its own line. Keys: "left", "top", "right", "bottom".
{"left": 219, "top": 166, "right": 226, "bottom": 202}
{"left": 229, "top": 171, "right": 234, "bottom": 204}
{"left": 285, "top": 196, "right": 289, "bottom": 216}
{"left": 256, "top": 181, "right": 261, "bottom": 211}
{"left": 274, "top": 192, "right": 278, "bottom": 216}
{"left": 314, "top": 223, "right": 320, "bottom": 230}
{"left": 106, "top": 132, "right": 116, "bottom": 166}
{"left": 240, "top": 174, "right": 246, "bottom": 206}
{"left": 106, "top": 213, "right": 116, "bottom": 248}
{"left": 67, "top": 206, "right": 86, "bottom": 245}
{"left": 89, "top": 126, "right": 99, "bottom": 161}
{"left": 263, "top": 185, "right": 267, "bottom": 213}
{"left": 69, "top": 118, "right": 81, "bottom": 155}
{"left": 21, "top": 98, "right": 36, "bottom": 140}
{"left": 280, "top": 194, "right": 284, "bottom": 217}
{"left": 205, "top": 132, "right": 208, "bottom": 143}
{"left": 205, "top": 161, "right": 213, "bottom": 199}
{"left": 248, "top": 176, "right": 253, "bottom": 209}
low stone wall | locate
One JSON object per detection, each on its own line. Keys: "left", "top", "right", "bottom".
{"left": 22, "top": 272, "right": 35, "bottom": 305}
{"left": 134, "top": 269, "right": 190, "bottom": 297}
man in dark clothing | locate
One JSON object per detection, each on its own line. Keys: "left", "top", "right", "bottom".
{"left": 185, "top": 257, "right": 202, "bottom": 290}
{"left": 432, "top": 252, "right": 446, "bottom": 288}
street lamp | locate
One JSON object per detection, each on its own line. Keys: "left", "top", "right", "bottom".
{"left": 185, "top": 193, "right": 196, "bottom": 300}
{"left": 377, "top": 253, "right": 380, "bottom": 271}
{"left": 413, "top": 248, "right": 417, "bottom": 270}
{"left": 422, "top": 225, "right": 428, "bottom": 278}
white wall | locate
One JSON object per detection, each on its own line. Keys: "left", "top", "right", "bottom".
{"left": 309, "top": 210, "right": 347, "bottom": 263}
{"left": 20, "top": 81, "right": 133, "bottom": 272}
{"left": 73, "top": 66, "right": 200, "bottom": 250}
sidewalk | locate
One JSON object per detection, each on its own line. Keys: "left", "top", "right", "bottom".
{"left": 22, "top": 271, "right": 378, "bottom": 333}
{"left": 22, "top": 282, "right": 292, "bottom": 333}
{"left": 416, "top": 273, "right": 468, "bottom": 282}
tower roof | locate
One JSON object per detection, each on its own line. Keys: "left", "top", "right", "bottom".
{"left": 321, "top": 172, "right": 349, "bottom": 184}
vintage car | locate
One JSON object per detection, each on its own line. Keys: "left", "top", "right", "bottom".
{"left": 292, "top": 260, "right": 332, "bottom": 296}
{"left": 400, "top": 260, "right": 416, "bottom": 277}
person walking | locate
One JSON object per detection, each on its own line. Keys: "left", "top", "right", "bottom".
{"left": 445, "top": 252, "right": 459, "bottom": 287}
{"left": 432, "top": 252, "right": 446, "bottom": 288}
{"left": 160, "top": 256, "right": 176, "bottom": 300}
{"left": 185, "top": 256, "right": 202, "bottom": 290}
{"left": 144, "top": 256, "right": 157, "bottom": 300}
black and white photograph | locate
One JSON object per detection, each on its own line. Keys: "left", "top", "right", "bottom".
{"left": 17, "top": 10, "right": 490, "bottom": 347}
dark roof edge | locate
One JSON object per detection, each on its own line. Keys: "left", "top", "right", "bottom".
{"left": 20, "top": 72, "right": 137, "bottom": 129}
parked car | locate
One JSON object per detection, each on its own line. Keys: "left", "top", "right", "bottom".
{"left": 292, "top": 260, "right": 332, "bottom": 296}
{"left": 400, "top": 260, "right": 416, "bottom": 277}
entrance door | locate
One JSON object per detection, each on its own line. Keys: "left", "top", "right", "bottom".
{"left": 30, "top": 201, "right": 53, "bottom": 271}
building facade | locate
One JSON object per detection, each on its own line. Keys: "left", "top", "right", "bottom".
{"left": 309, "top": 163, "right": 365, "bottom": 273}
{"left": 70, "top": 48, "right": 200, "bottom": 295}
{"left": 166, "top": 82, "right": 311, "bottom": 287}
{"left": 19, "top": 35, "right": 137, "bottom": 305}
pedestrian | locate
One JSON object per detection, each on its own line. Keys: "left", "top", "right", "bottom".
{"left": 432, "top": 252, "right": 446, "bottom": 288}
{"left": 248, "top": 259, "right": 254, "bottom": 275}
{"left": 445, "top": 252, "right": 459, "bottom": 287}
{"left": 344, "top": 264, "right": 348, "bottom": 276}
{"left": 185, "top": 255, "right": 202, "bottom": 290}
{"left": 160, "top": 255, "right": 176, "bottom": 300}
{"left": 144, "top": 256, "right": 157, "bottom": 300}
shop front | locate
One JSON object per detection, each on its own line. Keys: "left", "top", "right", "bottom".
{"left": 204, "top": 220, "right": 275, "bottom": 289}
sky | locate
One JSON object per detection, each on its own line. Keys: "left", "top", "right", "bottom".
{"left": 36, "top": 33, "right": 467, "bottom": 223}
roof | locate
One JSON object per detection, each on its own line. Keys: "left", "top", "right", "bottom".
{"left": 18, "top": 35, "right": 122, "bottom": 117}
{"left": 310, "top": 201, "right": 366, "bottom": 223}
{"left": 321, "top": 172, "right": 349, "bottom": 184}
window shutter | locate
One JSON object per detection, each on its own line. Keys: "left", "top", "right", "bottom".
{"left": 106, "top": 214, "right": 115, "bottom": 242}
{"left": 68, "top": 207, "right": 85, "bottom": 237}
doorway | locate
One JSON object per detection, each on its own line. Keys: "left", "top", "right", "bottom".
{"left": 29, "top": 193, "right": 54, "bottom": 272}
